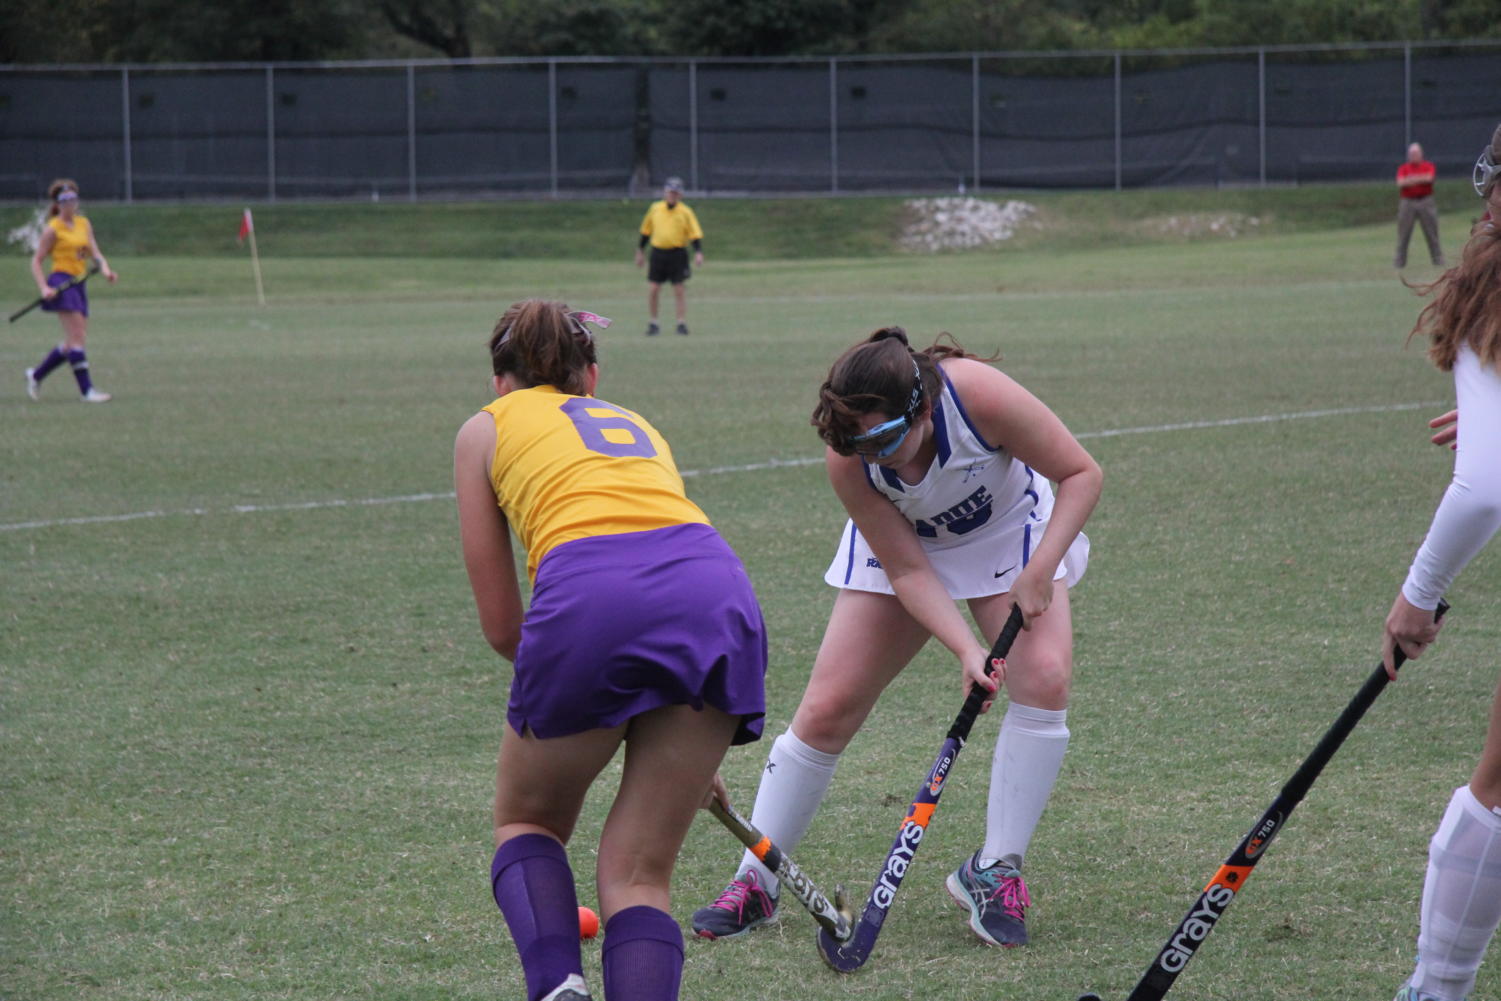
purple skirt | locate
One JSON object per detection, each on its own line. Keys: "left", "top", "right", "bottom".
{"left": 509, "top": 522, "right": 768, "bottom": 744}
{"left": 39, "top": 271, "right": 88, "bottom": 316}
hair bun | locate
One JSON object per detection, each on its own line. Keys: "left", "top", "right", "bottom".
{"left": 868, "top": 326, "right": 909, "bottom": 346}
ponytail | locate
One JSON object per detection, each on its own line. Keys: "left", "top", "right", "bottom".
{"left": 489, "top": 299, "right": 599, "bottom": 395}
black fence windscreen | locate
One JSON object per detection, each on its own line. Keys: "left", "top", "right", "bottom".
{"left": 1, "top": 42, "right": 1498, "bottom": 201}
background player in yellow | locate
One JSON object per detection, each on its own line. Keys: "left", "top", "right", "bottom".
{"left": 634, "top": 177, "right": 703, "bottom": 336}
{"left": 24, "top": 178, "right": 118, "bottom": 402}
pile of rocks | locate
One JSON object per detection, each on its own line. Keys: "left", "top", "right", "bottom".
{"left": 899, "top": 197, "right": 1040, "bottom": 252}
{"left": 6, "top": 208, "right": 47, "bottom": 254}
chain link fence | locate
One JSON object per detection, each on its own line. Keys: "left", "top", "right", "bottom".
{"left": 2, "top": 40, "right": 1498, "bottom": 201}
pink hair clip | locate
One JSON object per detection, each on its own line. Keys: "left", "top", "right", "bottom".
{"left": 569, "top": 310, "right": 613, "bottom": 330}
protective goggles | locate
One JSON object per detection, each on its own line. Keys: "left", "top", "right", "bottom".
{"left": 848, "top": 359, "right": 924, "bottom": 458}
{"left": 1474, "top": 147, "right": 1501, "bottom": 197}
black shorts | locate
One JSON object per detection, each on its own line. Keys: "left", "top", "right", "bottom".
{"left": 648, "top": 247, "right": 691, "bottom": 285}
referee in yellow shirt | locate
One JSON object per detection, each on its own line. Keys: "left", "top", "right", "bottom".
{"left": 634, "top": 177, "right": 703, "bottom": 336}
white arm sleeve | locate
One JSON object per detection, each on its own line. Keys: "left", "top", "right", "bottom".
{"left": 1402, "top": 346, "right": 1501, "bottom": 609}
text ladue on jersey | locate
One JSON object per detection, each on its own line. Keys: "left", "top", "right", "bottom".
{"left": 913, "top": 485, "right": 996, "bottom": 539}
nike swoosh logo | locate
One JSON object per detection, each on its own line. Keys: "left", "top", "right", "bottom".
{"left": 993, "top": 564, "right": 1016, "bottom": 579}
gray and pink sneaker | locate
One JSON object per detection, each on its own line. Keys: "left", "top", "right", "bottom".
{"left": 946, "top": 852, "right": 1031, "bottom": 947}
{"left": 691, "top": 869, "right": 779, "bottom": 939}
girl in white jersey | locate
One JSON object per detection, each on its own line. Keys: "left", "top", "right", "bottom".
{"left": 693, "top": 327, "right": 1101, "bottom": 948}
{"left": 1386, "top": 123, "right": 1501, "bottom": 1001}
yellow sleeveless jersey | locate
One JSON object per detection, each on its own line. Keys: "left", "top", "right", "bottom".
{"left": 47, "top": 215, "right": 93, "bottom": 277}
{"left": 484, "top": 385, "right": 709, "bottom": 579}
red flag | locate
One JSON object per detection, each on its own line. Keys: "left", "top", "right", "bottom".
{"left": 237, "top": 208, "right": 253, "bottom": 243}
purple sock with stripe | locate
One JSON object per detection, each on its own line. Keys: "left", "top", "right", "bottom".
{"left": 490, "top": 834, "right": 583, "bottom": 1001}
{"left": 66, "top": 349, "right": 93, "bottom": 394}
{"left": 601, "top": 905, "right": 684, "bottom": 1001}
{"left": 32, "top": 346, "right": 66, "bottom": 383}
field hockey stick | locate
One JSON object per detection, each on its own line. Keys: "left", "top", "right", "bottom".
{"left": 707, "top": 796, "right": 855, "bottom": 941}
{"left": 8, "top": 262, "right": 100, "bottom": 323}
{"left": 818, "top": 602, "right": 1025, "bottom": 973}
{"left": 1077, "top": 598, "right": 1450, "bottom": 1001}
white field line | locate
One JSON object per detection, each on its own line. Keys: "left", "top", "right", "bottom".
{"left": 97, "top": 276, "right": 1400, "bottom": 313}
{"left": 0, "top": 400, "right": 1446, "bottom": 534}
{"left": 1071, "top": 400, "right": 1445, "bottom": 440}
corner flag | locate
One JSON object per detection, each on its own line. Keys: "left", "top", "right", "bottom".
{"left": 238, "top": 208, "right": 265, "bottom": 307}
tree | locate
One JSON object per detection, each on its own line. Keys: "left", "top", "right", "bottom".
{"left": 2, "top": 0, "right": 366, "bottom": 62}
{"left": 1, "top": 0, "right": 1494, "bottom": 64}
{"left": 1195, "top": 0, "right": 1421, "bottom": 47}
{"left": 864, "top": 0, "right": 1094, "bottom": 52}
{"left": 486, "top": 0, "right": 659, "bottom": 56}
{"left": 1422, "top": 0, "right": 1501, "bottom": 38}
{"left": 377, "top": 0, "right": 478, "bottom": 57}
{"left": 656, "top": 0, "right": 899, "bottom": 56}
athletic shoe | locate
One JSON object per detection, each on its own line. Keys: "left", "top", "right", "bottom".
{"left": 540, "top": 974, "right": 591, "bottom": 1001}
{"left": 645, "top": 322, "right": 660, "bottom": 336}
{"left": 82, "top": 388, "right": 112, "bottom": 403}
{"left": 24, "top": 368, "right": 39, "bottom": 400}
{"left": 1393, "top": 984, "right": 1458, "bottom": 1001}
{"left": 946, "top": 852, "right": 1031, "bottom": 947}
{"left": 691, "top": 870, "right": 778, "bottom": 939}
{"left": 675, "top": 322, "right": 689, "bottom": 336}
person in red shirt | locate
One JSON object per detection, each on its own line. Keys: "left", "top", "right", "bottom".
{"left": 1396, "top": 142, "right": 1446, "bottom": 269}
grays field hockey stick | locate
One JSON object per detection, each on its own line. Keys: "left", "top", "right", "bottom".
{"left": 818, "top": 602, "right": 1025, "bottom": 973}
{"left": 1077, "top": 599, "right": 1449, "bottom": 1001}
{"left": 707, "top": 796, "right": 855, "bottom": 941}
{"left": 9, "top": 262, "right": 99, "bottom": 323}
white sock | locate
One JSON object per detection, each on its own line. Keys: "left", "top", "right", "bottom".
{"left": 980, "top": 703, "right": 1069, "bottom": 869}
{"left": 1410, "top": 785, "right": 1501, "bottom": 1001}
{"left": 739, "top": 728, "right": 840, "bottom": 895}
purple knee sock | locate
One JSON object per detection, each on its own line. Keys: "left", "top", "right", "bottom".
{"left": 66, "top": 349, "right": 93, "bottom": 394}
{"left": 491, "top": 834, "right": 584, "bottom": 1001}
{"left": 32, "top": 346, "right": 66, "bottom": 383}
{"left": 601, "top": 906, "right": 684, "bottom": 1001}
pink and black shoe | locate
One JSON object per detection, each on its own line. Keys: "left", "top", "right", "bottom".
{"left": 946, "top": 852, "right": 1031, "bottom": 947}
{"left": 691, "top": 869, "right": 778, "bottom": 939}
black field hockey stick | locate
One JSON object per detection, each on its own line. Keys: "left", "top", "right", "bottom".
{"left": 1077, "top": 598, "right": 1449, "bottom": 1001}
{"left": 707, "top": 796, "right": 855, "bottom": 942}
{"left": 9, "top": 262, "right": 100, "bottom": 323}
{"left": 818, "top": 602, "right": 1025, "bottom": 973}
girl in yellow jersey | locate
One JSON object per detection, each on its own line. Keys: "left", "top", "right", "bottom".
{"left": 25, "top": 179, "right": 118, "bottom": 403}
{"left": 454, "top": 299, "right": 766, "bottom": 1001}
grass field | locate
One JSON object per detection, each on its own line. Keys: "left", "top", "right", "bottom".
{"left": 2, "top": 192, "right": 1498, "bottom": 1001}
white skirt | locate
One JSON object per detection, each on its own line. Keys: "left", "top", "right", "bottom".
{"left": 823, "top": 518, "right": 1089, "bottom": 600}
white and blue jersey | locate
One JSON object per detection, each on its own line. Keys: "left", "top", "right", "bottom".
{"left": 824, "top": 366, "right": 1090, "bottom": 599}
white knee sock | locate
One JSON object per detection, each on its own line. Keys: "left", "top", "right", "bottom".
{"left": 980, "top": 703, "right": 1069, "bottom": 870}
{"left": 1410, "top": 785, "right": 1501, "bottom": 1001}
{"left": 739, "top": 729, "right": 840, "bottom": 894}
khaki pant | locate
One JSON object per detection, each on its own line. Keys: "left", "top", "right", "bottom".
{"left": 1395, "top": 195, "right": 1444, "bottom": 267}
